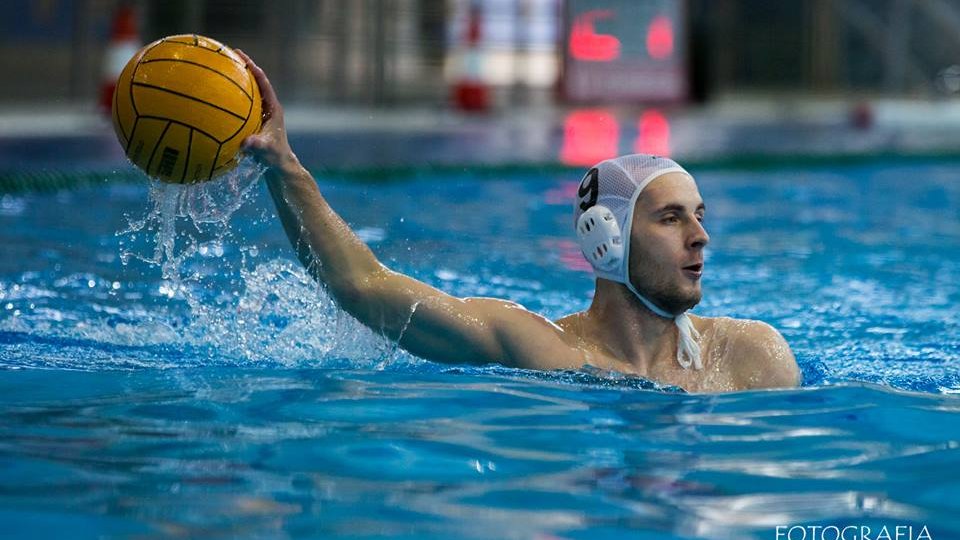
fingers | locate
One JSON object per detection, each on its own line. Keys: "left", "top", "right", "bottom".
{"left": 235, "top": 48, "right": 279, "bottom": 122}
{"left": 233, "top": 49, "right": 294, "bottom": 168}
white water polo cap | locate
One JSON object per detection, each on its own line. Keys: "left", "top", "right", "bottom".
{"left": 573, "top": 154, "right": 703, "bottom": 370}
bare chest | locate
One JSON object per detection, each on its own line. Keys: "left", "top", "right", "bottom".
{"left": 570, "top": 321, "right": 741, "bottom": 393}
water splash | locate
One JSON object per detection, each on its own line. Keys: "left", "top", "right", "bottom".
{"left": 118, "top": 156, "right": 265, "bottom": 281}
{"left": 113, "top": 158, "right": 407, "bottom": 368}
{"left": 184, "top": 257, "right": 402, "bottom": 366}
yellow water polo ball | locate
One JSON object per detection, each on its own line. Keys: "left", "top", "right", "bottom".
{"left": 111, "top": 34, "right": 262, "bottom": 184}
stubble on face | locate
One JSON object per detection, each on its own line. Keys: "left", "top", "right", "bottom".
{"left": 629, "top": 259, "right": 702, "bottom": 315}
{"left": 626, "top": 174, "right": 706, "bottom": 315}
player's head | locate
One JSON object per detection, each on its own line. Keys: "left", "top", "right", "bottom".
{"left": 574, "top": 154, "right": 708, "bottom": 314}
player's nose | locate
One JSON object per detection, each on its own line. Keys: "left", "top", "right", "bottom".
{"left": 689, "top": 218, "right": 709, "bottom": 249}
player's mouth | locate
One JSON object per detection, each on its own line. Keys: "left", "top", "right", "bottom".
{"left": 682, "top": 263, "right": 703, "bottom": 280}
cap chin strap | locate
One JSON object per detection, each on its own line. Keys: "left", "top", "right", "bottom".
{"left": 623, "top": 280, "right": 703, "bottom": 370}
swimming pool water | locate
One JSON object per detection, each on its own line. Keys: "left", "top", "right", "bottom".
{"left": 0, "top": 161, "right": 958, "bottom": 538}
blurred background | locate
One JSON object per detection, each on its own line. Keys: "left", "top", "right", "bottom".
{"left": 4, "top": 0, "right": 960, "bottom": 174}
{"left": 9, "top": 0, "right": 960, "bottom": 106}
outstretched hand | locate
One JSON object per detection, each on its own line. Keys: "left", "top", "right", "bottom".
{"left": 235, "top": 49, "right": 299, "bottom": 171}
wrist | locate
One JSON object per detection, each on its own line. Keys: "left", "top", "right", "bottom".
{"left": 271, "top": 151, "right": 305, "bottom": 176}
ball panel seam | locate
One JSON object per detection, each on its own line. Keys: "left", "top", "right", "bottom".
{"left": 131, "top": 82, "right": 247, "bottom": 122}
{"left": 144, "top": 121, "right": 172, "bottom": 178}
{"left": 138, "top": 59, "right": 253, "bottom": 102}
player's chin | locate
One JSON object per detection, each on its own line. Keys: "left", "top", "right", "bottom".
{"left": 676, "top": 285, "right": 702, "bottom": 312}
{"left": 657, "top": 287, "right": 701, "bottom": 315}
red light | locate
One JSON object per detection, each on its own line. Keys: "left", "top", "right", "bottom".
{"left": 646, "top": 15, "right": 674, "bottom": 60}
{"left": 634, "top": 109, "right": 671, "bottom": 157}
{"left": 569, "top": 10, "right": 621, "bottom": 62}
{"left": 561, "top": 109, "right": 619, "bottom": 166}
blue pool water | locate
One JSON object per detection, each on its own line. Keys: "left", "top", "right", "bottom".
{"left": 1, "top": 160, "right": 958, "bottom": 538}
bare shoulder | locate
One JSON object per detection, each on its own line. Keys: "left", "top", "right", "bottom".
{"left": 463, "top": 298, "right": 587, "bottom": 371}
{"left": 553, "top": 311, "right": 583, "bottom": 332}
{"left": 701, "top": 316, "right": 801, "bottom": 390}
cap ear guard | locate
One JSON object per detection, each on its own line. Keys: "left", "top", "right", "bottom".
{"left": 576, "top": 205, "right": 623, "bottom": 272}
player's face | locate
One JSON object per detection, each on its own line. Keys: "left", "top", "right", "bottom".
{"left": 628, "top": 173, "right": 709, "bottom": 315}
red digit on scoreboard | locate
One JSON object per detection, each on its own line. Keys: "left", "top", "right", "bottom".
{"left": 646, "top": 15, "right": 674, "bottom": 60}
{"left": 569, "top": 9, "right": 621, "bottom": 62}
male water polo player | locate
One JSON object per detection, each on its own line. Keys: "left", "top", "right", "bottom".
{"left": 236, "top": 50, "right": 800, "bottom": 393}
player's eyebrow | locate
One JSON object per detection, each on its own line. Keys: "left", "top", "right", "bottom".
{"left": 654, "top": 203, "right": 706, "bottom": 214}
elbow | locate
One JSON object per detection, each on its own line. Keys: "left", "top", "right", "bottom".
{"left": 330, "top": 275, "right": 374, "bottom": 312}
{"left": 328, "top": 268, "right": 389, "bottom": 317}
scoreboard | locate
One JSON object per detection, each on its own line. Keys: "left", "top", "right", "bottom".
{"left": 562, "top": 0, "right": 688, "bottom": 103}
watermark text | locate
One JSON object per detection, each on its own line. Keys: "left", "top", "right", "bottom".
{"left": 775, "top": 525, "right": 932, "bottom": 540}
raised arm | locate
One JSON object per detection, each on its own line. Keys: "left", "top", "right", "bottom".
{"left": 236, "top": 50, "right": 582, "bottom": 370}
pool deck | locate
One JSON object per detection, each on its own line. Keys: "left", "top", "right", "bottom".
{"left": 2, "top": 97, "right": 960, "bottom": 189}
